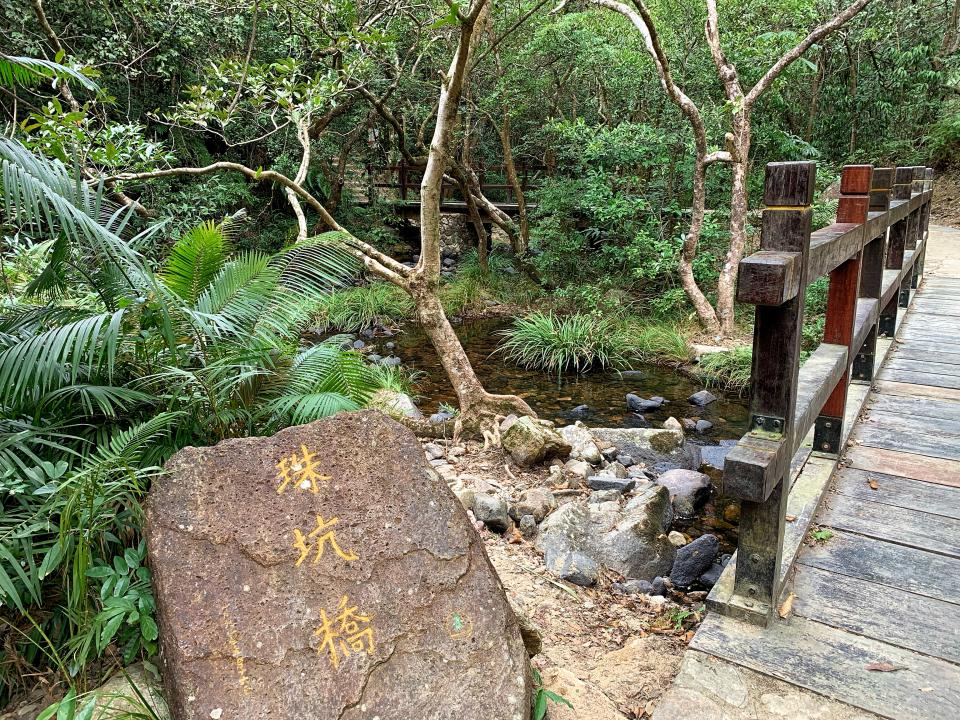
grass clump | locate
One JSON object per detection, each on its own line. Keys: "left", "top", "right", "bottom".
{"left": 628, "top": 322, "right": 692, "bottom": 365}
{"left": 498, "top": 312, "right": 632, "bottom": 375}
{"left": 694, "top": 346, "right": 753, "bottom": 393}
{"left": 313, "top": 282, "right": 414, "bottom": 331}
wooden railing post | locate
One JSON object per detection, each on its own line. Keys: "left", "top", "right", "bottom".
{"left": 880, "top": 166, "right": 911, "bottom": 335}
{"left": 729, "top": 161, "right": 815, "bottom": 625}
{"left": 399, "top": 160, "right": 408, "bottom": 201}
{"left": 814, "top": 165, "right": 872, "bottom": 454}
{"left": 913, "top": 167, "right": 934, "bottom": 288}
{"left": 853, "top": 167, "right": 893, "bottom": 382}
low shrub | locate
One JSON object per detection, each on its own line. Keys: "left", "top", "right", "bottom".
{"left": 497, "top": 312, "right": 632, "bottom": 375}
{"left": 695, "top": 346, "right": 753, "bottom": 393}
{"left": 313, "top": 282, "right": 414, "bottom": 331}
{"left": 628, "top": 322, "right": 692, "bottom": 365}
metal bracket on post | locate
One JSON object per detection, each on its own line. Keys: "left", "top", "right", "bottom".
{"left": 852, "top": 350, "right": 874, "bottom": 382}
{"left": 898, "top": 279, "right": 911, "bottom": 308}
{"left": 813, "top": 415, "right": 843, "bottom": 455}
{"left": 750, "top": 414, "right": 786, "bottom": 439}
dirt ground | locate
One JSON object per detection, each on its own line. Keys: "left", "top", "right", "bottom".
{"left": 932, "top": 165, "right": 960, "bottom": 226}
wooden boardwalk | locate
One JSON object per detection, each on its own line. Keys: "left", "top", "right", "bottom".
{"left": 659, "top": 226, "right": 960, "bottom": 720}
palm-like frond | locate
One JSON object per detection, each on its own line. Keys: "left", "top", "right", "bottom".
{"left": 0, "top": 310, "right": 126, "bottom": 407}
{"left": 161, "top": 220, "right": 230, "bottom": 304}
{"left": 0, "top": 138, "right": 158, "bottom": 271}
{"left": 0, "top": 55, "right": 98, "bottom": 91}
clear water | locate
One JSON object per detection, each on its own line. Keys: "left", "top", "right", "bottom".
{"left": 374, "top": 318, "right": 750, "bottom": 441}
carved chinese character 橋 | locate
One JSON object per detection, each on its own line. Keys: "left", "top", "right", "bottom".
{"left": 314, "top": 595, "right": 375, "bottom": 669}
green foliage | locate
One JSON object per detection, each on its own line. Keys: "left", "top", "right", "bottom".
{"left": 531, "top": 668, "right": 573, "bottom": 720}
{"left": 498, "top": 312, "right": 632, "bottom": 375}
{"left": 695, "top": 347, "right": 753, "bottom": 394}
{"left": 313, "top": 282, "right": 414, "bottom": 332}
{"left": 0, "top": 141, "right": 399, "bottom": 699}
{"left": 628, "top": 323, "right": 691, "bottom": 366}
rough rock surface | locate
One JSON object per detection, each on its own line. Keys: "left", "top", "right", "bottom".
{"left": 368, "top": 389, "right": 423, "bottom": 419}
{"left": 148, "top": 411, "right": 530, "bottom": 720}
{"left": 536, "top": 483, "right": 675, "bottom": 581}
{"left": 558, "top": 422, "right": 602, "bottom": 464}
{"left": 590, "top": 427, "right": 701, "bottom": 471}
{"left": 655, "top": 469, "right": 712, "bottom": 519}
{"left": 670, "top": 534, "right": 720, "bottom": 588}
{"left": 502, "top": 416, "right": 571, "bottom": 467}
{"left": 511, "top": 487, "right": 557, "bottom": 522}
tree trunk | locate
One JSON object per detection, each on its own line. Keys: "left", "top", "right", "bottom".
{"left": 409, "top": 281, "right": 533, "bottom": 431}
{"left": 499, "top": 114, "right": 530, "bottom": 255}
{"left": 715, "top": 119, "right": 752, "bottom": 336}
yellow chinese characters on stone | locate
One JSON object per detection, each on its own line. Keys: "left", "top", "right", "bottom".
{"left": 314, "top": 595, "right": 375, "bottom": 669}
{"left": 276, "top": 445, "right": 331, "bottom": 494}
{"left": 293, "top": 515, "right": 358, "bottom": 566}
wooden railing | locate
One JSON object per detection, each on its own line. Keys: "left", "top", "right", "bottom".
{"left": 711, "top": 161, "right": 934, "bottom": 625}
{"left": 364, "top": 161, "right": 543, "bottom": 204}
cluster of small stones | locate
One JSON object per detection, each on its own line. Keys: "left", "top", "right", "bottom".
{"left": 421, "top": 387, "right": 738, "bottom": 610}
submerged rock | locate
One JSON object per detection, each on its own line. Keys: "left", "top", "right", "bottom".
{"left": 688, "top": 389, "right": 718, "bottom": 406}
{"left": 590, "top": 427, "right": 701, "bottom": 472}
{"left": 626, "top": 394, "right": 664, "bottom": 413}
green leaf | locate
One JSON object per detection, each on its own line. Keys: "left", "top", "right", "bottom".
{"left": 56, "top": 688, "right": 76, "bottom": 720}
{"left": 140, "top": 614, "right": 159, "bottom": 641}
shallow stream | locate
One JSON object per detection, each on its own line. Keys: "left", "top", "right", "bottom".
{"left": 365, "top": 317, "right": 750, "bottom": 554}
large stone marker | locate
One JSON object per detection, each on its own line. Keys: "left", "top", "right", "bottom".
{"left": 147, "top": 411, "right": 530, "bottom": 720}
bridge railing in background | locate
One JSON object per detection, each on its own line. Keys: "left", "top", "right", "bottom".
{"left": 364, "top": 161, "right": 543, "bottom": 205}
{"left": 708, "top": 161, "right": 935, "bottom": 626}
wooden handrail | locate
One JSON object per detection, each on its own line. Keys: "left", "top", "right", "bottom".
{"left": 717, "top": 160, "right": 935, "bottom": 625}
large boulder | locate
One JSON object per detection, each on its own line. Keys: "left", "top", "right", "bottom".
{"left": 590, "top": 427, "right": 701, "bottom": 472}
{"left": 558, "top": 422, "right": 601, "bottom": 464}
{"left": 536, "top": 482, "right": 675, "bottom": 582}
{"left": 147, "top": 411, "right": 530, "bottom": 720}
{"left": 655, "top": 469, "right": 712, "bottom": 519}
{"left": 502, "top": 416, "right": 571, "bottom": 467}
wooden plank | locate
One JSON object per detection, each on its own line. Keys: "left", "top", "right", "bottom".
{"left": 817, "top": 491, "right": 960, "bottom": 557}
{"left": 867, "top": 393, "right": 960, "bottom": 421}
{"left": 887, "top": 348, "right": 960, "bottom": 366}
{"left": 876, "top": 368, "right": 960, "bottom": 389}
{"left": 864, "top": 408, "right": 960, "bottom": 436}
{"left": 872, "top": 380, "right": 960, "bottom": 402}
{"left": 691, "top": 613, "right": 960, "bottom": 720}
{"left": 737, "top": 251, "right": 803, "bottom": 305}
{"left": 807, "top": 223, "right": 863, "bottom": 281}
{"left": 854, "top": 423, "right": 960, "bottom": 462}
{"left": 883, "top": 358, "right": 960, "bottom": 377}
{"left": 833, "top": 467, "right": 960, "bottom": 520}
{"left": 792, "top": 565, "right": 960, "bottom": 664}
{"left": 797, "top": 529, "right": 960, "bottom": 603}
{"left": 845, "top": 446, "right": 960, "bottom": 487}
{"left": 844, "top": 445, "right": 960, "bottom": 487}
{"left": 793, "top": 343, "right": 847, "bottom": 441}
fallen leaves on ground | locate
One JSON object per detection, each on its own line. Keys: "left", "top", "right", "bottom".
{"left": 868, "top": 477, "right": 879, "bottom": 490}
{"left": 866, "top": 662, "right": 902, "bottom": 672}
{"left": 778, "top": 592, "right": 796, "bottom": 619}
